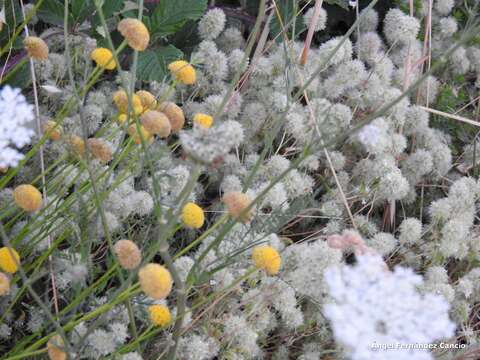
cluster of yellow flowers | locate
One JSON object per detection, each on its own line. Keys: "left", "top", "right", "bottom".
{"left": 112, "top": 88, "right": 187, "bottom": 145}
{"left": 14, "top": 16, "right": 283, "bottom": 337}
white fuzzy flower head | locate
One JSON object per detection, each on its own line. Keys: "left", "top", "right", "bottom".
{"left": 357, "top": 123, "right": 382, "bottom": 149}
{"left": 303, "top": 7, "right": 328, "bottom": 32}
{"left": 434, "top": 0, "right": 454, "bottom": 15}
{"left": 358, "top": 8, "right": 379, "bottom": 32}
{"left": 324, "top": 255, "right": 456, "bottom": 360}
{"left": 180, "top": 120, "right": 244, "bottom": 163}
{"left": 198, "top": 8, "right": 226, "bottom": 40}
{"left": 384, "top": 9, "right": 420, "bottom": 45}
{"left": 0, "top": 86, "right": 35, "bottom": 168}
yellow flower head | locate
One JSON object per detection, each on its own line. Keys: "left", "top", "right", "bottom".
{"left": 114, "top": 239, "right": 142, "bottom": 270}
{"left": 222, "top": 191, "right": 253, "bottom": 223}
{"left": 0, "top": 272, "right": 10, "bottom": 296}
{"left": 117, "top": 18, "right": 150, "bottom": 51}
{"left": 113, "top": 90, "right": 143, "bottom": 115}
{"left": 13, "top": 184, "right": 43, "bottom": 212}
{"left": 181, "top": 202, "right": 205, "bottom": 229}
{"left": 136, "top": 90, "right": 157, "bottom": 110}
{"left": 43, "top": 120, "right": 63, "bottom": 141}
{"left": 141, "top": 110, "right": 171, "bottom": 138}
{"left": 86, "top": 138, "right": 113, "bottom": 164}
{"left": 138, "top": 263, "right": 173, "bottom": 299}
{"left": 128, "top": 124, "right": 153, "bottom": 145}
{"left": 157, "top": 102, "right": 185, "bottom": 132}
{"left": 252, "top": 245, "right": 281, "bottom": 275}
{"left": 148, "top": 304, "right": 172, "bottom": 327}
{"left": 168, "top": 60, "right": 196, "bottom": 85}
{"left": 23, "top": 36, "right": 49, "bottom": 61}
{"left": 0, "top": 247, "right": 20, "bottom": 274}
{"left": 117, "top": 113, "right": 129, "bottom": 125}
{"left": 91, "top": 47, "right": 116, "bottom": 70}
{"left": 193, "top": 113, "right": 214, "bottom": 129}
{"left": 47, "top": 335, "right": 67, "bottom": 360}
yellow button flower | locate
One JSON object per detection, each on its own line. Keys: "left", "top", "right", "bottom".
{"left": 252, "top": 245, "right": 281, "bottom": 275}
{"left": 193, "top": 113, "right": 214, "bottom": 129}
{"left": 168, "top": 60, "right": 196, "bottom": 85}
{"left": 117, "top": 18, "right": 150, "bottom": 51}
{"left": 23, "top": 36, "right": 49, "bottom": 61}
{"left": 148, "top": 304, "right": 172, "bottom": 327}
{"left": 181, "top": 202, "right": 205, "bottom": 229}
{"left": 91, "top": 47, "right": 116, "bottom": 70}
{"left": 138, "top": 263, "right": 173, "bottom": 299}
{"left": 13, "top": 184, "right": 43, "bottom": 212}
{"left": 0, "top": 247, "right": 20, "bottom": 274}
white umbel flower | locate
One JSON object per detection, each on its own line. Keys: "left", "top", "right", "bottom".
{"left": 324, "top": 255, "right": 455, "bottom": 360}
{"left": 0, "top": 86, "right": 35, "bottom": 168}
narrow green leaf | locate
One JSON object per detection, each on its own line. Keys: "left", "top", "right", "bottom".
{"left": 136, "top": 45, "right": 184, "bottom": 82}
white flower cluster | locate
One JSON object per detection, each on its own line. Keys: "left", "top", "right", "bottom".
{"left": 0, "top": 86, "right": 35, "bottom": 168}
{"left": 324, "top": 255, "right": 455, "bottom": 360}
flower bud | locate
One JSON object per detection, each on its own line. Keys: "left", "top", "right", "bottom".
{"left": 138, "top": 263, "right": 173, "bottom": 299}
{"left": 0, "top": 272, "right": 10, "bottom": 296}
{"left": 136, "top": 90, "right": 157, "bottom": 110}
{"left": 157, "top": 102, "right": 185, "bottom": 132}
{"left": 117, "top": 18, "right": 150, "bottom": 51}
{"left": 13, "top": 184, "right": 42, "bottom": 212}
{"left": 47, "top": 335, "right": 67, "bottom": 360}
{"left": 43, "top": 120, "right": 62, "bottom": 141}
{"left": 114, "top": 239, "right": 142, "bottom": 270}
{"left": 141, "top": 110, "right": 171, "bottom": 138}
{"left": 23, "top": 36, "right": 49, "bottom": 61}
{"left": 222, "top": 191, "right": 253, "bottom": 223}
{"left": 86, "top": 138, "right": 113, "bottom": 164}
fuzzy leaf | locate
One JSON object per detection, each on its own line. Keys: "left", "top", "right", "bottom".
{"left": 136, "top": 45, "right": 184, "bottom": 82}
{"left": 145, "top": 0, "right": 207, "bottom": 37}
